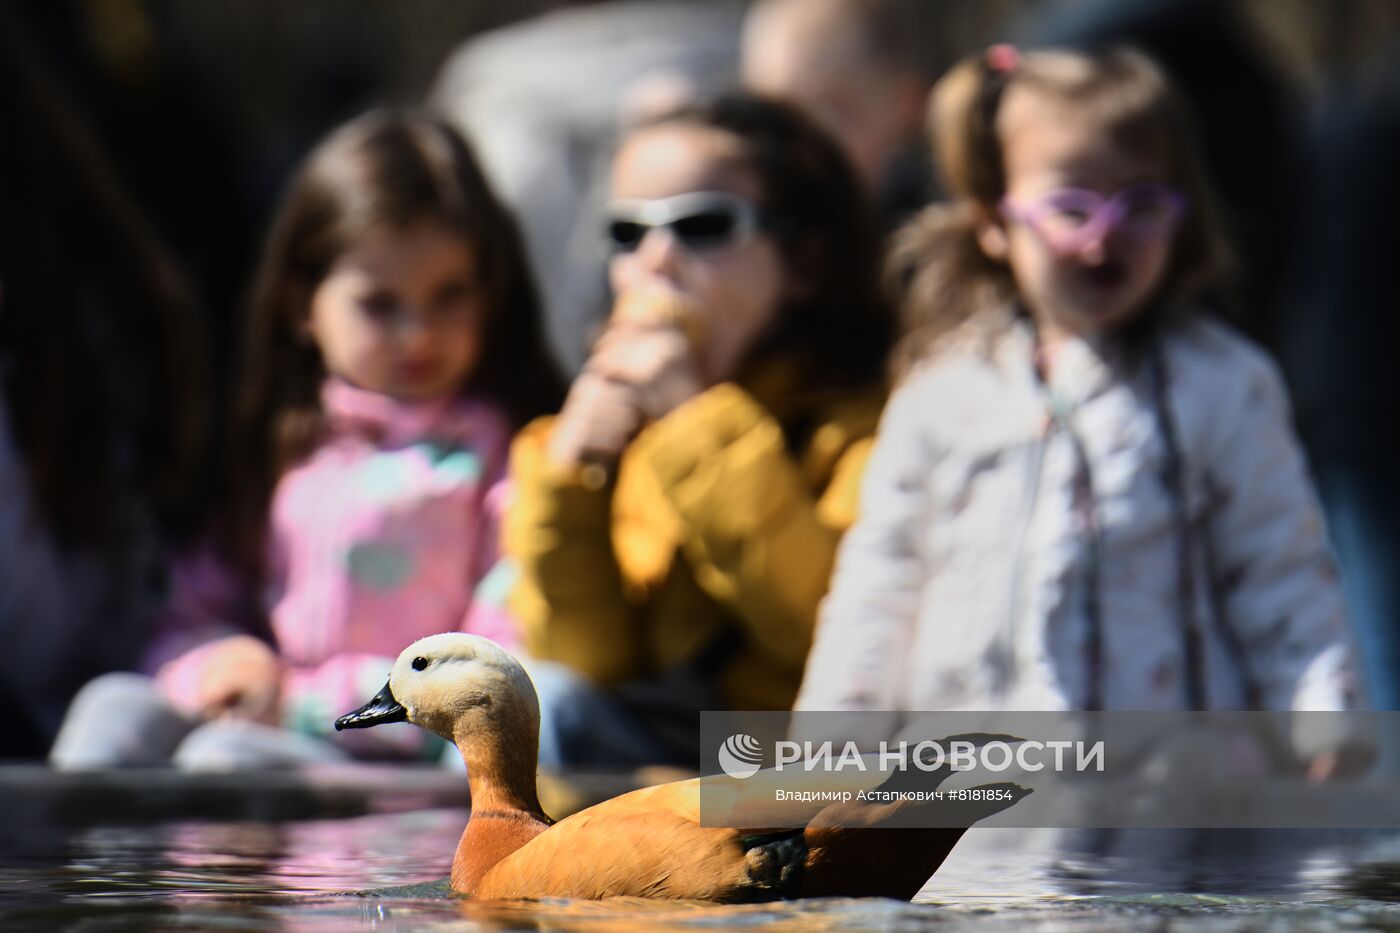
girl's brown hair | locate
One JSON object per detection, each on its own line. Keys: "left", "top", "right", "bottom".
{"left": 891, "top": 46, "right": 1233, "bottom": 375}
{"left": 227, "top": 110, "right": 564, "bottom": 575}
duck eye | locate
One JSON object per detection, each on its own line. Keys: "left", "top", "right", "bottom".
{"left": 411, "top": 657, "right": 429, "bottom": 672}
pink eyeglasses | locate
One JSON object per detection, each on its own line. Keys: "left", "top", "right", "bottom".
{"left": 999, "top": 184, "right": 1188, "bottom": 254}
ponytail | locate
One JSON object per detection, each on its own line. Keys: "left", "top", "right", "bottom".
{"left": 889, "top": 51, "right": 1019, "bottom": 377}
{"left": 929, "top": 53, "right": 1012, "bottom": 207}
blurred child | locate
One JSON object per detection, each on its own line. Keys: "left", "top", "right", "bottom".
{"left": 51, "top": 110, "right": 563, "bottom": 769}
{"left": 797, "top": 48, "right": 1364, "bottom": 765}
{"left": 506, "top": 93, "right": 895, "bottom": 767}
{"left": 742, "top": 0, "right": 934, "bottom": 226}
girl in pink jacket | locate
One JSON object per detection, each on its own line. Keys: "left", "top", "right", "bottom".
{"left": 52, "top": 110, "right": 562, "bottom": 768}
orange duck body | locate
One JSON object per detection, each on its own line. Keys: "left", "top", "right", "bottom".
{"left": 336, "top": 634, "right": 1021, "bottom": 902}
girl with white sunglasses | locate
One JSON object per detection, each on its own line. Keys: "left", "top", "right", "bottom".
{"left": 503, "top": 93, "right": 895, "bottom": 768}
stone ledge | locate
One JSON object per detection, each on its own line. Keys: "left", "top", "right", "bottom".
{"left": 0, "top": 764, "right": 690, "bottom": 825}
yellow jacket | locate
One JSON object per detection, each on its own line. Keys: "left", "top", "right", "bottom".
{"left": 505, "top": 364, "right": 882, "bottom": 711}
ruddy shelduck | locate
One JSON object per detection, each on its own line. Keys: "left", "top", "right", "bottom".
{"left": 336, "top": 633, "right": 1027, "bottom": 900}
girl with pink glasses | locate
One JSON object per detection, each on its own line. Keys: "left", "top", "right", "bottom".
{"left": 798, "top": 47, "right": 1366, "bottom": 772}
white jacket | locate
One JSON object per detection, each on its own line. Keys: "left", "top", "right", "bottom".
{"left": 797, "top": 311, "right": 1365, "bottom": 715}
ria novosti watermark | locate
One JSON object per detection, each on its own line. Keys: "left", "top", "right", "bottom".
{"left": 699, "top": 711, "right": 1389, "bottom": 829}
{"left": 719, "top": 733, "right": 1103, "bottom": 780}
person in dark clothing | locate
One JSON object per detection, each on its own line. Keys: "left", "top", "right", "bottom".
{"left": 0, "top": 6, "right": 202, "bottom": 757}
{"left": 1281, "top": 47, "right": 1400, "bottom": 713}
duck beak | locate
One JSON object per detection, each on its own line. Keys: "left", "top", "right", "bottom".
{"left": 334, "top": 681, "right": 408, "bottom": 730}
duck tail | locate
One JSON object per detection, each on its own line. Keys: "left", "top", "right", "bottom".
{"left": 797, "top": 824, "right": 969, "bottom": 900}
{"left": 797, "top": 781, "right": 1031, "bottom": 900}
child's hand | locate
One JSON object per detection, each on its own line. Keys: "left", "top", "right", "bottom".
{"left": 159, "top": 635, "right": 284, "bottom": 726}
{"left": 548, "top": 287, "right": 705, "bottom": 469}
{"left": 548, "top": 370, "right": 646, "bottom": 468}
{"left": 588, "top": 318, "right": 704, "bottom": 422}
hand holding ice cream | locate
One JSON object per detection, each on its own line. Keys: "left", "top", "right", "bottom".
{"left": 589, "top": 288, "right": 706, "bottom": 420}
{"left": 548, "top": 287, "right": 704, "bottom": 468}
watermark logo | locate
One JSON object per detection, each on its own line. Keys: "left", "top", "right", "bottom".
{"left": 702, "top": 711, "right": 1384, "bottom": 830}
{"left": 718, "top": 733, "right": 764, "bottom": 779}
{"left": 715, "top": 734, "right": 1106, "bottom": 778}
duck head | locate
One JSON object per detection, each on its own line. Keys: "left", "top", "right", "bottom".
{"left": 334, "top": 633, "right": 540, "bottom": 750}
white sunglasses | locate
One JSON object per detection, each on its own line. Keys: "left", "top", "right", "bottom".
{"left": 603, "top": 191, "right": 763, "bottom": 254}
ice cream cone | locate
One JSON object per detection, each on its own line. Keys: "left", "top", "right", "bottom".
{"left": 611, "top": 288, "right": 706, "bottom": 347}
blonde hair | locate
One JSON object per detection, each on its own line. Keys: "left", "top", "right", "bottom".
{"left": 891, "top": 46, "right": 1232, "bottom": 375}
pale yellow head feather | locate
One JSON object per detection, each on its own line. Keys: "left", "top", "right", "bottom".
{"left": 387, "top": 633, "right": 539, "bottom": 744}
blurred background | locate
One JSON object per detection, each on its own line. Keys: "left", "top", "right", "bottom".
{"left": 3, "top": 0, "right": 1399, "bottom": 747}
{"left": 13, "top": 0, "right": 1400, "bottom": 374}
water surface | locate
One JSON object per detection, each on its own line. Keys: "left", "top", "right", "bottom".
{"left": 6, "top": 777, "right": 1400, "bottom": 931}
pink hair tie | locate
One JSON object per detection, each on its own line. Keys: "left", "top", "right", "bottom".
{"left": 987, "top": 43, "right": 1021, "bottom": 73}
